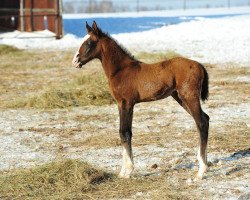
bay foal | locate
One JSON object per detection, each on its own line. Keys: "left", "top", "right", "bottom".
{"left": 72, "top": 21, "right": 210, "bottom": 179}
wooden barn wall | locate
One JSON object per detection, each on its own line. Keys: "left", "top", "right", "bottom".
{"left": 0, "top": 0, "right": 63, "bottom": 39}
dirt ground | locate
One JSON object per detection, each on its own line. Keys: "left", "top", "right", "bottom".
{"left": 0, "top": 49, "right": 249, "bottom": 199}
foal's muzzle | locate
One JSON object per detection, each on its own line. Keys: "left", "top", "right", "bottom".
{"left": 72, "top": 53, "right": 82, "bottom": 68}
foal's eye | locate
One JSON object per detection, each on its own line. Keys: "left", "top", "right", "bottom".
{"left": 85, "top": 40, "right": 96, "bottom": 54}
{"left": 87, "top": 40, "right": 96, "bottom": 49}
{"left": 87, "top": 40, "right": 92, "bottom": 46}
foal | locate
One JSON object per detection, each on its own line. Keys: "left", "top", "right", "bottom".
{"left": 72, "top": 21, "right": 210, "bottom": 179}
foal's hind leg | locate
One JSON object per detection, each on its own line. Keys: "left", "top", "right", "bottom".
{"left": 179, "top": 95, "right": 209, "bottom": 179}
{"left": 171, "top": 91, "right": 191, "bottom": 115}
{"left": 196, "top": 110, "right": 209, "bottom": 179}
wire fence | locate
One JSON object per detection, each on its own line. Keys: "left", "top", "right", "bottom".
{"left": 62, "top": 0, "right": 250, "bottom": 13}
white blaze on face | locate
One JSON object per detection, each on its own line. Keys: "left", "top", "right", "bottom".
{"left": 72, "top": 34, "right": 90, "bottom": 68}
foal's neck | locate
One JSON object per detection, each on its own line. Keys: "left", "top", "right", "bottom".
{"left": 100, "top": 38, "right": 138, "bottom": 78}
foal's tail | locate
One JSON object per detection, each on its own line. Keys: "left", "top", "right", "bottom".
{"left": 201, "top": 65, "right": 209, "bottom": 102}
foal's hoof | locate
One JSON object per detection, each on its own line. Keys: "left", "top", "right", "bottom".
{"left": 193, "top": 175, "right": 204, "bottom": 182}
{"left": 118, "top": 170, "right": 132, "bottom": 178}
{"left": 118, "top": 173, "right": 131, "bottom": 179}
{"left": 118, "top": 167, "right": 133, "bottom": 178}
{"left": 195, "top": 165, "right": 208, "bottom": 181}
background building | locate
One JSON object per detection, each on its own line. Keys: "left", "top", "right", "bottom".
{"left": 0, "top": 0, "right": 63, "bottom": 39}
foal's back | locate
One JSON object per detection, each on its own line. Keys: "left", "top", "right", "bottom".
{"left": 133, "top": 57, "right": 205, "bottom": 102}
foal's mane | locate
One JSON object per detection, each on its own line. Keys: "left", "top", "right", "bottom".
{"left": 98, "top": 28, "right": 138, "bottom": 62}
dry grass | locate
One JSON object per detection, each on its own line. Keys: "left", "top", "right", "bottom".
{"left": 0, "top": 159, "right": 193, "bottom": 200}
{"left": 0, "top": 44, "right": 22, "bottom": 55}
{"left": 8, "top": 72, "right": 114, "bottom": 109}
{"left": 0, "top": 160, "right": 112, "bottom": 199}
{"left": 0, "top": 45, "right": 181, "bottom": 109}
{"left": 209, "top": 125, "right": 250, "bottom": 152}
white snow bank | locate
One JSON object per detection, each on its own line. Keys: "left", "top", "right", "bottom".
{"left": 0, "top": 33, "right": 80, "bottom": 50}
{"left": 0, "top": 30, "right": 56, "bottom": 39}
{"left": 114, "top": 14, "right": 250, "bottom": 64}
{"left": 0, "top": 14, "right": 250, "bottom": 65}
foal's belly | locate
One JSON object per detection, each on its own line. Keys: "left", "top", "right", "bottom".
{"left": 138, "top": 82, "right": 173, "bottom": 102}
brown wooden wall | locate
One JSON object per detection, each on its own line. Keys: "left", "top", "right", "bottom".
{"left": 0, "top": 0, "right": 63, "bottom": 39}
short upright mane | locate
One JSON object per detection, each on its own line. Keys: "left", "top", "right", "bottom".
{"left": 98, "top": 27, "right": 138, "bottom": 62}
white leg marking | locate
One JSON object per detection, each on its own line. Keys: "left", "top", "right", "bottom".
{"left": 119, "top": 146, "right": 134, "bottom": 178}
{"left": 197, "top": 145, "right": 208, "bottom": 179}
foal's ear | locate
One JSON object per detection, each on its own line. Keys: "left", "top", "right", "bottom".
{"left": 92, "top": 21, "right": 100, "bottom": 36}
{"left": 86, "top": 21, "right": 92, "bottom": 33}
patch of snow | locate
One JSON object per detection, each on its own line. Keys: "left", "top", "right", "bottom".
{"left": 201, "top": 172, "right": 250, "bottom": 200}
{"left": 0, "top": 132, "right": 56, "bottom": 170}
{"left": 114, "top": 14, "right": 250, "bottom": 64}
{"left": 0, "top": 33, "right": 80, "bottom": 50}
{"left": 235, "top": 76, "right": 250, "bottom": 82}
{"left": 210, "top": 103, "right": 250, "bottom": 125}
{"left": 0, "top": 29, "right": 56, "bottom": 39}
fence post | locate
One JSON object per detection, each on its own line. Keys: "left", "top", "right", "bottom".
{"left": 20, "top": 0, "right": 24, "bottom": 31}
{"left": 183, "top": 0, "right": 186, "bottom": 10}
{"left": 55, "top": 0, "right": 63, "bottom": 39}
{"left": 228, "top": 0, "right": 231, "bottom": 8}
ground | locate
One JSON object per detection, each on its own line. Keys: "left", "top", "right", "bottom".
{"left": 0, "top": 48, "right": 249, "bottom": 199}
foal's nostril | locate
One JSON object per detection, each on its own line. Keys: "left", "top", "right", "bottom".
{"left": 76, "top": 54, "right": 80, "bottom": 63}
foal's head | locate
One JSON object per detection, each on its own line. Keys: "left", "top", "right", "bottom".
{"left": 72, "top": 21, "right": 103, "bottom": 68}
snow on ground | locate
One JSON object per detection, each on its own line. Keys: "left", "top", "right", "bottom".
{"left": 0, "top": 100, "right": 249, "bottom": 199}
{"left": 114, "top": 14, "right": 250, "bottom": 64}
{"left": 0, "top": 7, "right": 250, "bottom": 65}
{"left": 1, "top": 98, "right": 249, "bottom": 171}
{"left": 0, "top": 29, "right": 56, "bottom": 39}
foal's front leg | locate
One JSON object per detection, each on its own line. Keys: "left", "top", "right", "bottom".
{"left": 118, "top": 103, "right": 134, "bottom": 178}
